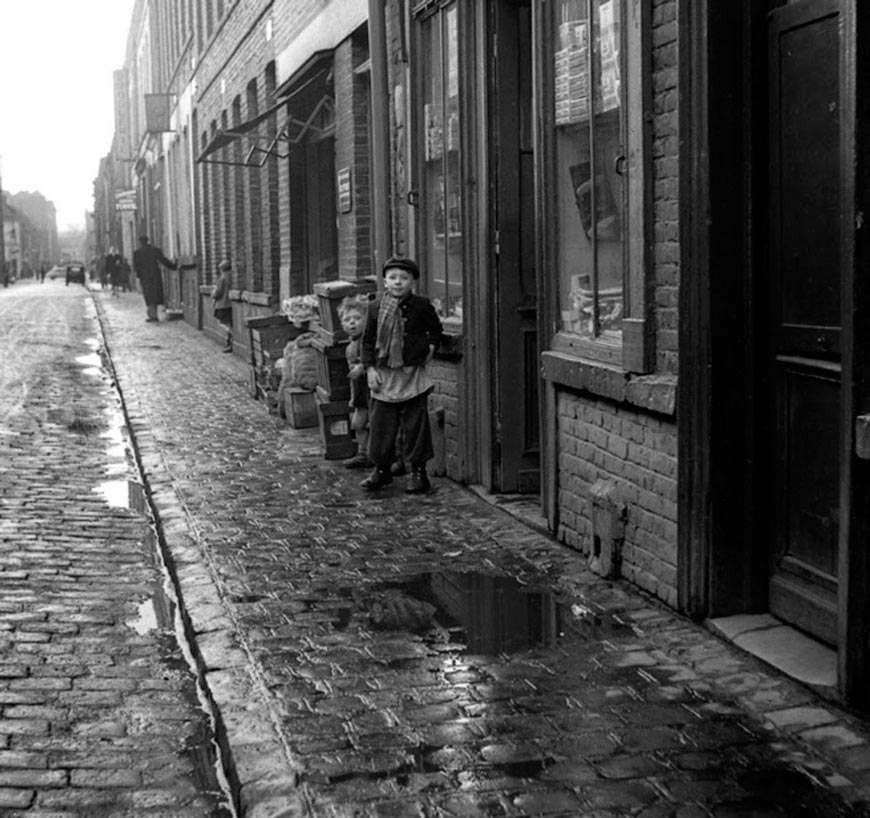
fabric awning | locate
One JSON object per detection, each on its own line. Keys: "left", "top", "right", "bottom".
{"left": 196, "top": 98, "right": 290, "bottom": 165}
{"left": 196, "top": 50, "right": 335, "bottom": 168}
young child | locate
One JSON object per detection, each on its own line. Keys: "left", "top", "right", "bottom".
{"left": 338, "top": 295, "right": 373, "bottom": 469}
{"left": 212, "top": 260, "right": 233, "bottom": 352}
{"left": 360, "top": 256, "right": 442, "bottom": 493}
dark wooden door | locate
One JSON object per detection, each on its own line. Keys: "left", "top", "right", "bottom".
{"left": 767, "top": 0, "right": 841, "bottom": 645}
{"left": 492, "top": 0, "right": 539, "bottom": 493}
{"left": 304, "top": 134, "right": 338, "bottom": 284}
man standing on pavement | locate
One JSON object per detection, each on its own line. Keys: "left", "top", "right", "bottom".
{"left": 133, "top": 235, "right": 177, "bottom": 322}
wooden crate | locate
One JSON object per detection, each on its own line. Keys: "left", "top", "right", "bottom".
{"left": 246, "top": 314, "right": 304, "bottom": 406}
{"left": 311, "top": 336, "right": 351, "bottom": 401}
{"left": 316, "top": 397, "right": 356, "bottom": 460}
{"left": 247, "top": 314, "right": 302, "bottom": 368}
{"left": 284, "top": 387, "right": 319, "bottom": 428}
{"left": 312, "top": 278, "right": 377, "bottom": 342}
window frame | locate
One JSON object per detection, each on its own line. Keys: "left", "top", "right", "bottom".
{"left": 412, "top": 0, "right": 466, "bottom": 326}
{"left": 538, "top": 0, "right": 654, "bottom": 374}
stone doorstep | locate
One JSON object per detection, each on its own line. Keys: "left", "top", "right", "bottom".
{"left": 708, "top": 613, "right": 837, "bottom": 697}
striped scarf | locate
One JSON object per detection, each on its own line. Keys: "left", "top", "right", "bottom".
{"left": 376, "top": 293, "right": 405, "bottom": 368}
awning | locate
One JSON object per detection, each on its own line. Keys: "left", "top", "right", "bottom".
{"left": 196, "top": 98, "right": 290, "bottom": 166}
{"left": 196, "top": 50, "right": 335, "bottom": 168}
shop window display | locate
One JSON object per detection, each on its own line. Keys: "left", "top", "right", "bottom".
{"left": 553, "top": 0, "right": 624, "bottom": 342}
{"left": 419, "top": 3, "right": 463, "bottom": 321}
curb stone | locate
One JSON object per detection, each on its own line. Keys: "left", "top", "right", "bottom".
{"left": 91, "top": 294, "right": 302, "bottom": 814}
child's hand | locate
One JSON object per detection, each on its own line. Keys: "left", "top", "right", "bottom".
{"left": 367, "top": 368, "right": 382, "bottom": 392}
{"left": 349, "top": 362, "right": 364, "bottom": 380}
{"left": 425, "top": 344, "right": 435, "bottom": 364}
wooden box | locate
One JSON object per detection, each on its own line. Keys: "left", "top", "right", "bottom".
{"left": 316, "top": 397, "right": 356, "bottom": 460}
{"left": 284, "top": 388, "right": 318, "bottom": 428}
{"left": 311, "top": 337, "right": 351, "bottom": 401}
{"left": 246, "top": 314, "right": 304, "bottom": 406}
{"left": 313, "top": 278, "right": 377, "bottom": 342}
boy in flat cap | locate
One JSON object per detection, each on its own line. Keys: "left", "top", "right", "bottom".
{"left": 360, "top": 256, "right": 442, "bottom": 493}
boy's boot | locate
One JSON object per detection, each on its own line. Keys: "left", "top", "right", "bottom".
{"left": 361, "top": 466, "right": 392, "bottom": 491}
{"left": 404, "top": 466, "right": 430, "bottom": 494}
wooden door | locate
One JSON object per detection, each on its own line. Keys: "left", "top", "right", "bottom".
{"left": 304, "top": 134, "right": 338, "bottom": 284}
{"left": 767, "top": 0, "right": 841, "bottom": 645}
{"left": 492, "top": 0, "right": 539, "bottom": 493}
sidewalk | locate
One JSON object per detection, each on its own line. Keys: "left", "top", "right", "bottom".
{"left": 95, "top": 292, "right": 870, "bottom": 818}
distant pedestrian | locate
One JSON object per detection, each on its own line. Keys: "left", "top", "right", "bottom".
{"left": 338, "top": 296, "right": 373, "bottom": 469}
{"left": 105, "top": 247, "right": 123, "bottom": 297}
{"left": 211, "top": 260, "right": 233, "bottom": 353}
{"left": 40, "top": 264, "right": 46, "bottom": 283}
{"left": 360, "top": 257, "right": 442, "bottom": 493}
{"left": 133, "top": 235, "right": 176, "bottom": 322}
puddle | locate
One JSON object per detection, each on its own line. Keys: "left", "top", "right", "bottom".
{"left": 94, "top": 478, "right": 146, "bottom": 510}
{"left": 340, "top": 571, "right": 631, "bottom": 655}
{"left": 74, "top": 351, "right": 103, "bottom": 378}
{"left": 126, "top": 599, "right": 159, "bottom": 634}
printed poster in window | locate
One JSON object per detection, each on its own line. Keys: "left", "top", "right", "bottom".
{"left": 598, "top": 0, "right": 620, "bottom": 113}
{"left": 447, "top": 7, "right": 459, "bottom": 101}
{"left": 554, "top": 5, "right": 589, "bottom": 126}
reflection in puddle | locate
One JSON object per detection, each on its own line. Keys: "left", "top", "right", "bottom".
{"left": 127, "top": 599, "right": 158, "bottom": 634}
{"left": 74, "top": 352, "right": 103, "bottom": 379}
{"left": 342, "top": 571, "right": 630, "bottom": 655}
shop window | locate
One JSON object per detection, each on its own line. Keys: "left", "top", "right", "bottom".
{"left": 544, "top": 0, "right": 651, "bottom": 371}
{"left": 417, "top": 2, "right": 463, "bottom": 321}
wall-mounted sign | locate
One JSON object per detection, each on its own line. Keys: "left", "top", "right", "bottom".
{"left": 337, "top": 167, "right": 352, "bottom": 214}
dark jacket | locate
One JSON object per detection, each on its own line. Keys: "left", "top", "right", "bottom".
{"left": 361, "top": 293, "right": 442, "bottom": 369}
{"left": 133, "top": 243, "right": 176, "bottom": 306}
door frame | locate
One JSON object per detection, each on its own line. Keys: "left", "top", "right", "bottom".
{"left": 677, "top": 0, "right": 870, "bottom": 706}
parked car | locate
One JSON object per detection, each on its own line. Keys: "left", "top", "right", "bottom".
{"left": 46, "top": 265, "right": 66, "bottom": 280}
{"left": 65, "top": 262, "right": 86, "bottom": 286}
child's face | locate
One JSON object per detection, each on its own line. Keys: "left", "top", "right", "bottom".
{"left": 341, "top": 308, "right": 365, "bottom": 337}
{"left": 383, "top": 267, "right": 415, "bottom": 299}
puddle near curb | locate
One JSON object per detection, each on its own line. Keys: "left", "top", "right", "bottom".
{"left": 334, "top": 571, "right": 631, "bottom": 655}
{"left": 88, "top": 311, "right": 238, "bottom": 817}
{"left": 74, "top": 351, "right": 103, "bottom": 379}
{"left": 127, "top": 598, "right": 159, "bottom": 634}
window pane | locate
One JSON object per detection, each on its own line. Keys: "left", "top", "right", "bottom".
{"left": 421, "top": 5, "right": 463, "bottom": 320}
{"left": 553, "top": 0, "right": 623, "bottom": 341}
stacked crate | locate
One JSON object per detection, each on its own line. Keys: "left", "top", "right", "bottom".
{"left": 246, "top": 314, "right": 304, "bottom": 414}
{"left": 311, "top": 278, "right": 377, "bottom": 459}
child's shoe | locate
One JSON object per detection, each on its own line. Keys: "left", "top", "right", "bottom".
{"left": 404, "top": 467, "right": 430, "bottom": 494}
{"left": 343, "top": 453, "right": 372, "bottom": 469}
{"left": 361, "top": 467, "right": 392, "bottom": 490}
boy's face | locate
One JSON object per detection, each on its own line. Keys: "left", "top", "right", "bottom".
{"left": 340, "top": 308, "right": 365, "bottom": 337}
{"left": 383, "top": 267, "right": 415, "bottom": 299}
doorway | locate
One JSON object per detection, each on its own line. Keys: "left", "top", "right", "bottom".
{"left": 765, "top": 0, "right": 841, "bottom": 645}
{"left": 490, "top": 0, "right": 539, "bottom": 493}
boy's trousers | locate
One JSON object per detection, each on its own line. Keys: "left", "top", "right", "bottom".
{"left": 367, "top": 392, "right": 434, "bottom": 467}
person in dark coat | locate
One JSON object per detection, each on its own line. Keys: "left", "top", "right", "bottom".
{"left": 133, "top": 235, "right": 177, "bottom": 322}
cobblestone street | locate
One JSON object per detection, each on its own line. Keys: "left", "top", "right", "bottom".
{"left": 0, "top": 282, "right": 231, "bottom": 816}
{"left": 6, "top": 279, "right": 870, "bottom": 817}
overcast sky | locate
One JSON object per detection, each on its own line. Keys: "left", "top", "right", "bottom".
{"left": 0, "top": 1, "right": 136, "bottom": 229}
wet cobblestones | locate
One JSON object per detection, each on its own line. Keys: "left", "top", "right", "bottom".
{"left": 73, "top": 289, "right": 870, "bottom": 815}
{"left": 0, "top": 284, "right": 231, "bottom": 816}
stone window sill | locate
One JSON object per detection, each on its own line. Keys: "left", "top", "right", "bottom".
{"left": 541, "top": 350, "right": 676, "bottom": 416}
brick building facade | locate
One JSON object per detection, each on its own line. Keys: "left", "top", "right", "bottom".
{"left": 97, "top": 0, "right": 870, "bottom": 708}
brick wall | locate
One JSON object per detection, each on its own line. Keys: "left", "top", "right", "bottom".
{"left": 652, "top": 0, "right": 679, "bottom": 375}
{"left": 334, "top": 32, "right": 374, "bottom": 280}
{"left": 427, "top": 358, "right": 463, "bottom": 479}
{"left": 556, "top": 391, "right": 678, "bottom": 606}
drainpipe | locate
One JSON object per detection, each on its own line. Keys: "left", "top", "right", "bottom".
{"left": 367, "top": 0, "right": 392, "bottom": 278}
